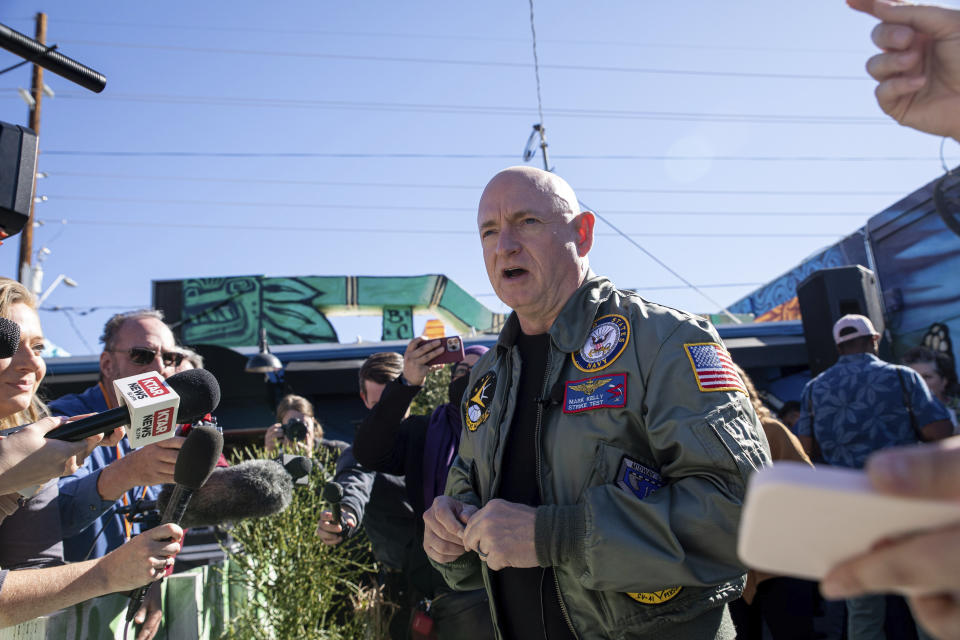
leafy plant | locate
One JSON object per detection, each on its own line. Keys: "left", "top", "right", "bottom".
{"left": 220, "top": 446, "right": 388, "bottom": 639}
{"left": 409, "top": 365, "right": 451, "bottom": 417}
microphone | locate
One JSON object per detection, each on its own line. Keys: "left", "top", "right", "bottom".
{"left": 155, "top": 459, "right": 293, "bottom": 528}
{"left": 126, "top": 425, "right": 223, "bottom": 621}
{"left": 0, "top": 23, "right": 107, "bottom": 92}
{"left": 276, "top": 453, "right": 312, "bottom": 486}
{"left": 321, "top": 481, "right": 352, "bottom": 538}
{"left": 46, "top": 369, "right": 221, "bottom": 442}
{"left": 0, "top": 317, "right": 19, "bottom": 359}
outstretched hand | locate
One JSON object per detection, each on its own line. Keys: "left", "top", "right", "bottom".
{"left": 849, "top": 0, "right": 960, "bottom": 141}
{"left": 821, "top": 437, "right": 960, "bottom": 639}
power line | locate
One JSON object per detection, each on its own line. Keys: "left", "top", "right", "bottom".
{"left": 37, "top": 149, "right": 942, "bottom": 162}
{"left": 16, "top": 89, "right": 891, "bottom": 125}
{"left": 39, "top": 194, "right": 873, "bottom": 217}
{"left": 25, "top": 18, "right": 865, "bottom": 54}
{"left": 42, "top": 171, "right": 907, "bottom": 196}
{"left": 37, "top": 217, "right": 842, "bottom": 238}
{"left": 54, "top": 39, "right": 869, "bottom": 81}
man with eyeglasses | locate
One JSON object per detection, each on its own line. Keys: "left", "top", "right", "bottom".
{"left": 52, "top": 309, "right": 186, "bottom": 640}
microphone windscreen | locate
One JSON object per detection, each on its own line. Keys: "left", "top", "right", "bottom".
{"left": 0, "top": 317, "right": 20, "bottom": 359}
{"left": 283, "top": 455, "right": 312, "bottom": 480}
{"left": 158, "top": 459, "right": 293, "bottom": 528}
{"left": 167, "top": 369, "right": 221, "bottom": 423}
{"left": 173, "top": 425, "right": 223, "bottom": 490}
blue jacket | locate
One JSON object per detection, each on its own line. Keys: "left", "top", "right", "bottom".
{"left": 53, "top": 383, "right": 161, "bottom": 562}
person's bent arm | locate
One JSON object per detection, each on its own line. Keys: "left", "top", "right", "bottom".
{"left": 0, "top": 523, "right": 182, "bottom": 629}
{"left": 822, "top": 437, "right": 960, "bottom": 639}
{"left": 352, "top": 379, "right": 420, "bottom": 475}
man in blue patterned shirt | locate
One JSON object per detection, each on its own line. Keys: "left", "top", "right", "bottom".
{"left": 795, "top": 313, "right": 952, "bottom": 640}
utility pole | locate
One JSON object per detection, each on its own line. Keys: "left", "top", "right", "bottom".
{"left": 18, "top": 12, "right": 46, "bottom": 285}
{"left": 533, "top": 124, "right": 550, "bottom": 172}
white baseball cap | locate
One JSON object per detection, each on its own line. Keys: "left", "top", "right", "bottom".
{"left": 832, "top": 314, "right": 879, "bottom": 344}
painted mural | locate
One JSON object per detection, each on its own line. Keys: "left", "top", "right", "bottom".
{"left": 164, "top": 274, "right": 505, "bottom": 348}
{"left": 731, "top": 169, "right": 960, "bottom": 407}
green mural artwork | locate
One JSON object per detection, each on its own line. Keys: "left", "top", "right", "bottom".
{"left": 381, "top": 306, "right": 414, "bottom": 341}
{"left": 181, "top": 277, "right": 340, "bottom": 347}
{"left": 169, "top": 274, "right": 505, "bottom": 348}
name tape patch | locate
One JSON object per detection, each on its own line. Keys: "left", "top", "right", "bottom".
{"left": 563, "top": 373, "right": 627, "bottom": 414}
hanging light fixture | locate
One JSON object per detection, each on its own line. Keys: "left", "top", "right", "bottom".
{"left": 245, "top": 327, "right": 282, "bottom": 373}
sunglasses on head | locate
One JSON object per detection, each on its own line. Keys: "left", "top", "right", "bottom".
{"left": 109, "top": 346, "right": 184, "bottom": 368}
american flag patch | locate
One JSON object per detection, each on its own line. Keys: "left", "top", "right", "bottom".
{"left": 684, "top": 343, "right": 746, "bottom": 394}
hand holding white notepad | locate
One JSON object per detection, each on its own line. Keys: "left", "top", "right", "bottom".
{"left": 738, "top": 461, "right": 960, "bottom": 582}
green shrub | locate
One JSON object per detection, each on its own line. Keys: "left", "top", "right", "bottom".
{"left": 409, "top": 365, "right": 451, "bottom": 417}
{"left": 220, "top": 446, "right": 388, "bottom": 640}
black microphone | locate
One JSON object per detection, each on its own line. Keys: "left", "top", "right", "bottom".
{"left": 0, "top": 23, "right": 106, "bottom": 92}
{"left": 276, "top": 453, "right": 313, "bottom": 486}
{"left": 125, "top": 425, "right": 223, "bottom": 621}
{"left": 0, "top": 317, "right": 19, "bottom": 359}
{"left": 321, "top": 481, "right": 352, "bottom": 538}
{"left": 155, "top": 459, "right": 293, "bottom": 528}
{"left": 46, "top": 369, "right": 221, "bottom": 441}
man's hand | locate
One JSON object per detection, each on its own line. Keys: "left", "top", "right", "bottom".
{"left": 849, "top": 0, "right": 960, "bottom": 141}
{"left": 821, "top": 437, "right": 960, "bottom": 639}
{"left": 97, "top": 523, "right": 182, "bottom": 593}
{"left": 315, "top": 508, "right": 358, "bottom": 546}
{"left": 97, "top": 437, "right": 185, "bottom": 501}
{"left": 423, "top": 496, "right": 478, "bottom": 564}
{"left": 462, "top": 498, "right": 538, "bottom": 571}
{"left": 402, "top": 337, "right": 445, "bottom": 387}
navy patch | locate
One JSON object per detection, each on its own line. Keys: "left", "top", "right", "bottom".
{"left": 563, "top": 373, "right": 627, "bottom": 414}
{"left": 572, "top": 314, "right": 630, "bottom": 372}
{"left": 463, "top": 371, "right": 496, "bottom": 432}
{"left": 616, "top": 456, "right": 664, "bottom": 501}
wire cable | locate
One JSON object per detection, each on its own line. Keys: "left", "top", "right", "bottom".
{"left": 528, "top": 0, "right": 545, "bottom": 127}
{"left": 42, "top": 171, "right": 907, "bottom": 196}
{"left": 53, "top": 39, "right": 869, "bottom": 81}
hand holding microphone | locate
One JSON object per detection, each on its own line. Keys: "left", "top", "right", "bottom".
{"left": 125, "top": 425, "right": 223, "bottom": 622}
{"left": 316, "top": 481, "right": 357, "bottom": 546}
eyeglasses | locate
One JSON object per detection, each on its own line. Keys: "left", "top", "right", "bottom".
{"left": 107, "top": 346, "right": 184, "bottom": 368}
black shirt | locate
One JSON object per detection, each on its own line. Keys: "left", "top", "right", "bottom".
{"left": 491, "top": 332, "right": 576, "bottom": 640}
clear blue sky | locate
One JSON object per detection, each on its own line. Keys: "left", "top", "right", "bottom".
{"left": 1, "top": 0, "right": 958, "bottom": 355}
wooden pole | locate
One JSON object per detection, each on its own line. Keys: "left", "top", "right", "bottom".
{"left": 18, "top": 12, "right": 46, "bottom": 284}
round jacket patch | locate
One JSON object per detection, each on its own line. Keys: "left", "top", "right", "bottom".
{"left": 572, "top": 314, "right": 630, "bottom": 372}
{"left": 464, "top": 371, "right": 496, "bottom": 432}
{"left": 627, "top": 587, "right": 682, "bottom": 605}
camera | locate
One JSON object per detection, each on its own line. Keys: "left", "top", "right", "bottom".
{"left": 281, "top": 417, "right": 310, "bottom": 442}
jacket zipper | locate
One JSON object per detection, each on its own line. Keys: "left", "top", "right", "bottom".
{"left": 535, "top": 347, "right": 580, "bottom": 640}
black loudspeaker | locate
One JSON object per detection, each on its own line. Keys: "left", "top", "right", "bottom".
{"left": 0, "top": 121, "right": 38, "bottom": 238}
{"left": 797, "top": 265, "right": 885, "bottom": 376}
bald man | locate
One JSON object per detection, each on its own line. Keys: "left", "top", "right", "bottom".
{"left": 423, "top": 167, "right": 770, "bottom": 639}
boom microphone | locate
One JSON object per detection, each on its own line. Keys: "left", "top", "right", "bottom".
{"left": 46, "top": 369, "right": 221, "bottom": 442}
{"left": 0, "top": 317, "right": 19, "bottom": 359}
{"left": 126, "top": 425, "right": 223, "bottom": 621}
{"left": 156, "top": 459, "right": 293, "bottom": 528}
{"left": 0, "top": 23, "right": 107, "bottom": 93}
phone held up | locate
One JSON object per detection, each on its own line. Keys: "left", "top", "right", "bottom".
{"left": 425, "top": 336, "right": 465, "bottom": 366}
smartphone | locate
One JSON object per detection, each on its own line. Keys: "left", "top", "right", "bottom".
{"left": 425, "top": 336, "right": 465, "bottom": 366}
{"left": 738, "top": 461, "right": 960, "bottom": 582}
